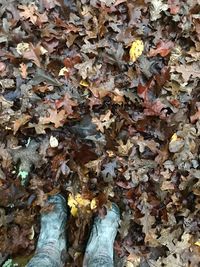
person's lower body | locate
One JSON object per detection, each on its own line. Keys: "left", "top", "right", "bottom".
{"left": 26, "top": 194, "right": 120, "bottom": 267}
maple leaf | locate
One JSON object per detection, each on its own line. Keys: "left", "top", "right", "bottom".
{"left": 18, "top": 3, "right": 38, "bottom": 24}
{"left": 149, "top": 41, "right": 174, "bottom": 57}
{"left": 39, "top": 109, "right": 66, "bottom": 128}
{"left": 55, "top": 94, "right": 77, "bottom": 116}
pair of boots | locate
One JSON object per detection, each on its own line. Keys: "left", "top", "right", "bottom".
{"left": 26, "top": 194, "right": 120, "bottom": 267}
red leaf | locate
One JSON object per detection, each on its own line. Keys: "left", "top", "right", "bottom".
{"left": 149, "top": 41, "right": 174, "bottom": 57}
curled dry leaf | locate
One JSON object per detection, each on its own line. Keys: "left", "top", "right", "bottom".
{"left": 13, "top": 114, "right": 31, "bottom": 135}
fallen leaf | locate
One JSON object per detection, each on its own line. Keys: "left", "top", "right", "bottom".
{"left": 55, "top": 94, "right": 77, "bottom": 115}
{"left": 18, "top": 3, "right": 38, "bottom": 24}
{"left": 80, "top": 80, "right": 89, "bottom": 87}
{"left": 149, "top": 41, "right": 174, "bottom": 57}
{"left": 190, "top": 107, "right": 200, "bottom": 123}
{"left": 173, "top": 63, "right": 200, "bottom": 82}
{"left": 13, "top": 115, "right": 31, "bottom": 134}
{"left": 16, "top": 42, "right": 30, "bottom": 55}
{"left": 92, "top": 110, "right": 115, "bottom": 133}
{"left": 22, "top": 43, "right": 41, "bottom": 67}
{"left": 19, "top": 63, "right": 28, "bottom": 79}
{"left": 150, "top": 0, "right": 168, "bottom": 21}
{"left": 39, "top": 109, "right": 66, "bottom": 128}
{"left": 88, "top": 96, "right": 102, "bottom": 110}
{"left": 0, "top": 62, "right": 6, "bottom": 72}
{"left": 68, "top": 193, "right": 91, "bottom": 217}
{"left": 129, "top": 40, "right": 144, "bottom": 62}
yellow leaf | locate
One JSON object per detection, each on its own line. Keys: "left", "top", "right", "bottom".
{"left": 75, "top": 194, "right": 90, "bottom": 207}
{"left": 170, "top": 133, "right": 178, "bottom": 142}
{"left": 71, "top": 206, "right": 78, "bottom": 217}
{"left": 129, "top": 40, "right": 144, "bottom": 62}
{"left": 90, "top": 198, "right": 97, "bottom": 210}
{"left": 68, "top": 193, "right": 91, "bottom": 216}
{"left": 80, "top": 80, "right": 89, "bottom": 87}
{"left": 195, "top": 240, "right": 200, "bottom": 246}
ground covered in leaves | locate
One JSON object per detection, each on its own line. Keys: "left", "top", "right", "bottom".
{"left": 0, "top": 0, "right": 200, "bottom": 266}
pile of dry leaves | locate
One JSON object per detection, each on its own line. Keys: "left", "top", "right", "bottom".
{"left": 0, "top": 0, "right": 200, "bottom": 266}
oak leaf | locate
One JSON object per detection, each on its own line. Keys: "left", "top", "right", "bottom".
{"left": 149, "top": 41, "right": 174, "bottom": 57}
{"left": 22, "top": 43, "right": 42, "bottom": 67}
{"left": 55, "top": 94, "right": 77, "bottom": 116}
{"left": 13, "top": 114, "right": 31, "bottom": 135}
{"left": 18, "top": 3, "right": 38, "bottom": 24}
{"left": 39, "top": 109, "right": 66, "bottom": 128}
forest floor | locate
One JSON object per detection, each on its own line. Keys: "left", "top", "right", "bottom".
{"left": 0, "top": 0, "right": 200, "bottom": 266}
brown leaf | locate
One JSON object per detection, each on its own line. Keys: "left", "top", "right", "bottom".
{"left": 39, "top": 109, "right": 66, "bottom": 128}
{"left": 88, "top": 96, "right": 102, "bottom": 110}
{"left": 18, "top": 3, "right": 38, "bottom": 24}
{"left": 13, "top": 114, "right": 31, "bottom": 135}
{"left": 19, "top": 63, "right": 28, "bottom": 79}
{"left": 190, "top": 107, "right": 200, "bottom": 123}
{"left": 173, "top": 63, "right": 200, "bottom": 82}
{"left": 22, "top": 43, "right": 41, "bottom": 67}
{"left": 55, "top": 94, "right": 77, "bottom": 115}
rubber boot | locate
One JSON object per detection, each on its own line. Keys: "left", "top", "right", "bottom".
{"left": 26, "top": 194, "right": 67, "bottom": 267}
{"left": 83, "top": 203, "right": 120, "bottom": 267}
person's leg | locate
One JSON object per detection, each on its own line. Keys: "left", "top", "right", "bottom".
{"left": 83, "top": 204, "right": 120, "bottom": 267}
{"left": 26, "top": 196, "right": 120, "bottom": 267}
{"left": 26, "top": 194, "right": 67, "bottom": 267}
